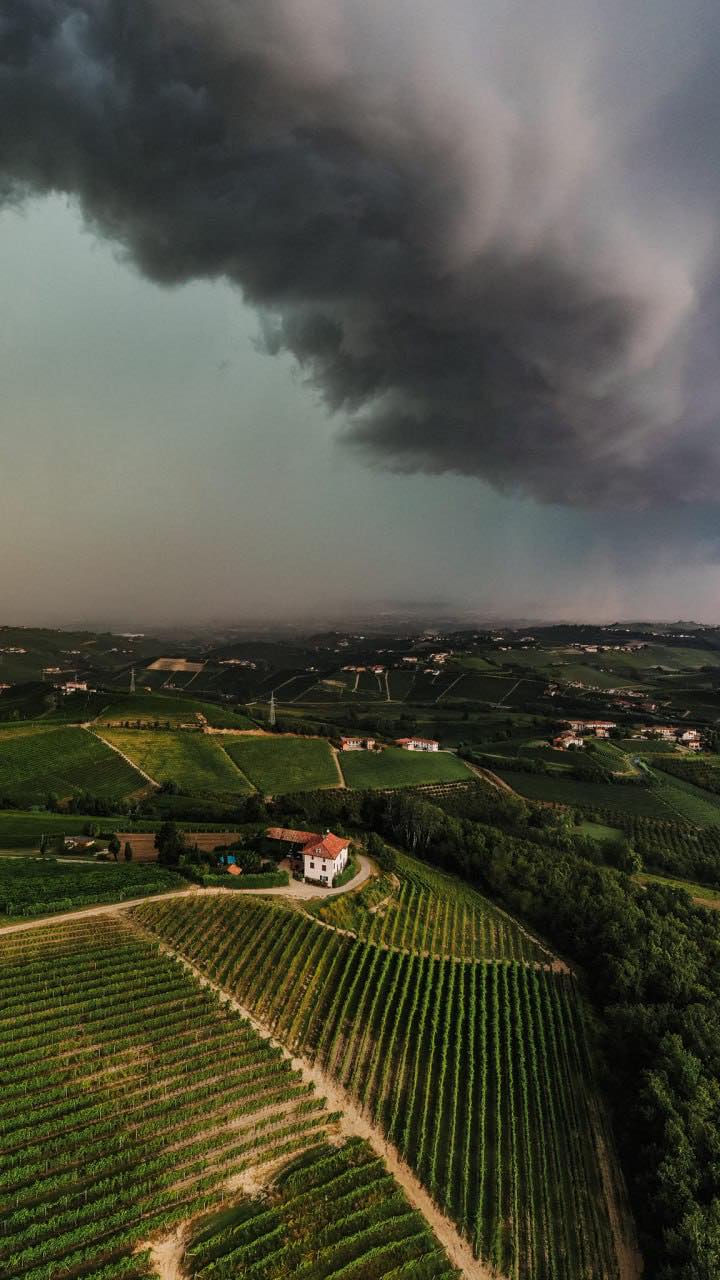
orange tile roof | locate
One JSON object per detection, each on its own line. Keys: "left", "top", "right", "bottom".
{"left": 303, "top": 833, "right": 349, "bottom": 860}
{"left": 265, "top": 827, "right": 320, "bottom": 845}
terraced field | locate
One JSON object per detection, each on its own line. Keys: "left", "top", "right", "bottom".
{"left": 0, "top": 725, "right": 145, "bottom": 804}
{"left": 99, "top": 730, "right": 253, "bottom": 795}
{"left": 307, "top": 851, "right": 551, "bottom": 963}
{"left": 222, "top": 736, "right": 339, "bottom": 793}
{"left": 341, "top": 748, "right": 473, "bottom": 791}
{"left": 136, "top": 892, "right": 633, "bottom": 1280}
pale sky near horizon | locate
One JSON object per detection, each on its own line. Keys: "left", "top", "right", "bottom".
{"left": 3, "top": 195, "right": 720, "bottom": 629}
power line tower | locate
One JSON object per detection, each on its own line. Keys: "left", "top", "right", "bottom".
{"left": 269, "top": 690, "right": 276, "bottom": 728}
{"left": 129, "top": 667, "right": 136, "bottom": 695}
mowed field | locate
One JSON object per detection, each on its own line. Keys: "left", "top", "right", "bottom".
{"left": 0, "top": 725, "right": 145, "bottom": 804}
{"left": 100, "top": 729, "right": 253, "bottom": 794}
{"left": 342, "top": 747, "right": 474, "bottom": 790}
{"left": 223, "top": 736, "right": 339, "bottom": 793}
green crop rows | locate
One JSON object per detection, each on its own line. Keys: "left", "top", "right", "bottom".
{"left": 186, "top": 1139, "right": 458, "bottom": 1280}
{"left": 222, "top": 736, "right": 340, "bottom": 793}
{"left": 0, "top": 726, "right": 145, "bottom": 804}
{"left": 0, "top": 915, "right": 340, "bottom": 1279}
{"left": 0, "top": 860, "right": 185, "bottom": 919}
{"left": 308, "top": 851, "right": 550, "bottom": 963}
{"left": 136, "top": 894, "right": 624, "bottom": 1280}
{"left": 341, "top": 748, "right": 473, "bottom": 791}
{"left": 99, "top": 730, "right": 253, "bottom": 795}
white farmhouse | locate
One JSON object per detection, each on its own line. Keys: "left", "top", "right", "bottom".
{"left": 395, "top": 737, "right": 439, "bottom": 752}
{"left": 303, "top": 834, "right": 350, "bottom": 887}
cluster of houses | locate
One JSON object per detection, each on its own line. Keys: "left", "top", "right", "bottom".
{"left": 553, "top": 718, "right": 703, "bottom": 751}
{"left": 339, "top": 735, "right": 439, "bottom": 752}
{"left": 553, "top": 719, "right": 617, "bottom": 750}
{"left": 265, "top": 827, "right": 350, "bottom": 887}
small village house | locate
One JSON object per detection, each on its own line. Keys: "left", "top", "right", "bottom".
{"left": 395, "top": 737, "right": 439, "bottom": 752}
{"left": 265, "top": 827, "right": 350, "bottom": 887}
{"left": 553, "top": 732, "right": 585, "bottom": 750}
{"left": 340, "top": 735, "right": 376, "bottom": 751}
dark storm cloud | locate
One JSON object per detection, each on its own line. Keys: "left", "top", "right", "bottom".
{"left": 2, "top": 0, "right": 720, "bottom": 508}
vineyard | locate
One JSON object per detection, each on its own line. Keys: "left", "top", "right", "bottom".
{"left": 0, "top": 915, "right": 330, "bottom": 1277}
{"left": 98, "top": 730, "right": 253, "bottom": 795}
{"left": 341, "top": 748, "right": 474, "bottom": 791}
{"left": 97, "top": 693, "right": 255, "bottom": 729}
{"left": 136, "top": 893, "right": 632, "bottom": 1280}
{"left": 186, "top": 1139, "right": 458, "bottom": 1280}
{"left": 307, "top": 851, "right": 551, "bottom": 963}
{"left": 222, "top": 736, "right": 340, "bottom": 793}
{"left": 0, "top": 859, "right": 185, "bottom": 919}
{"left": 0, "top": 726, "right": 145, "bottom": 804}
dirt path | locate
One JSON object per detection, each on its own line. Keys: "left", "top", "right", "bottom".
{"left": 465, "top": 761, "right": 517, "bottom": 795}
{"left": 0, "top": 858, "right": 375, "bottom": 937}
{"left": 134, "top": 920, "right": 497, "bottom": 1280}
{"left": 330, "top": 746, "right": 347, "bottom": 788}
{"left": 146, "top": 1226, "right": 190, "bottom": 1280}
{"left": 90, "top": 726, "right": 159, "bottom": 786}
{"left": 435, "top": 674, "right": 463, "bottom": 703}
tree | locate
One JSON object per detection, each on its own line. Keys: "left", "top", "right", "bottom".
{"left": 154, "top": 820, "right": 186, "bottom": 866}
{"left": 124, "top": 841, "right": 133, "bottom": 862}
{"left": 108, "top": 835, "right": 121, "bottom": 862}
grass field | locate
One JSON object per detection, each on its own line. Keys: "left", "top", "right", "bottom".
{"left": 634, "top": 871, "right": 720, "bottom": 901}
{"left": 137, "top": 893, "right": 631, "bottom": 1280}
{"left": 342, "top": 748, "right": 475, "bottom": 791}
{"left": 576, "top": 820, "right": 624, "bottom": 843}
{"left": 100, "top": 729, "right": 253, "bottom": 794}
{"left": 223, "top": 736, "right": 339, "bottom": 793}
{"left": 0, "top": 725, "right": 145, "bottom": 804}
{"left": 96, "top": 692, "right": 254, "bottom": 728}
{"left": 0, "top": 858, "right": 184, "bottom": 918}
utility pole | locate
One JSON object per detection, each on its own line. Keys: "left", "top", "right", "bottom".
{"left": 130, "top": 667, "right": 136, "bottom": 694}
{"left": 269, "top": 690, "right": 276, "bottom": 727}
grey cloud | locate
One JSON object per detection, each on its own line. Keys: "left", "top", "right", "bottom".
{"left": 1, "top": 0, "right": 718, "bottom": 507}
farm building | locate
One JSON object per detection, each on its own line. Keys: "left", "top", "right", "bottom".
{"left": 395, "top": 737, "right": 439, "bottom": 752}
{"left": 302, "top": 834, "right": 349, "bottom": 887}
{"left": 679, "top": 729, "right": 702, "bottom": 749}
{"left": 340, "top": 735, "right": 376, "bottom": 751}
{"left": 265, "top": 826, "right": 350, "bottom": 887}
{"left": 553, "top": 732, "right": 584, "bottom": 750}
{"left": 565, "top": 719, "right": 616, "bottom": 737}
{"left": 62, "top": 679, "right": 89, "bottom": 695}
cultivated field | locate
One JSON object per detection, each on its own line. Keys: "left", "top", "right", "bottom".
{"left": 96, "top": 692, "right": 254, "bottom": 728}
{"left": 0, "top": 859, "right": 184, "bottom": 919}
{"left": 0, "top": 725, "right": 145, "bottom": 804}
{"left": 494, "top": 769, "right": 665, "bottom": 816}
{"left": 0, "top": 914, "right": 356, "bottom": 1278}
{"left": 308, "top": 851, "right": 551, "bottom": 963}
{"left": 223, "top": 736, "right": 339, "bottom": 793}
{"left": 186, "top": 1139, "right": 457, "bottom": 1280}
{"left": 99, "top": 729, "right": 253, "bottom": 794}
{"left": 137, "top": 892, "right": 632, "bottom": 1280}
{"left": 341, "top": 747, "right": 474, "bottom": 791}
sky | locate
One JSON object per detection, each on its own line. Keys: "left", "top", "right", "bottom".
{"left": 3, "top": 1, "right": 720, "bottom": 627}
